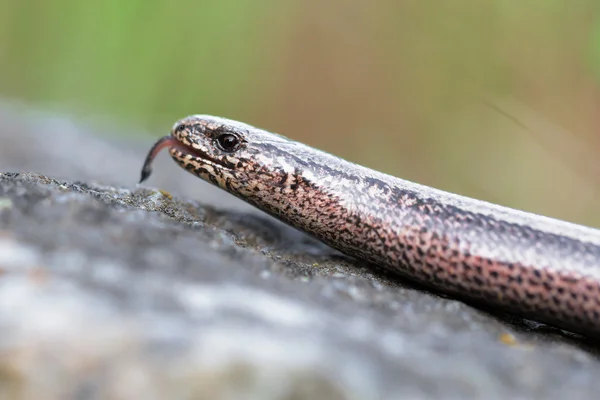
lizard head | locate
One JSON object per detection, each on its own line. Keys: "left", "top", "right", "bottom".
{"left": 139, "top": 115, "right": 306, "bottom": 199}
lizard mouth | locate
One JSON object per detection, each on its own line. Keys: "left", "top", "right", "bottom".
{"left": 139, "top": 135, "right": 229, "bottom": 183}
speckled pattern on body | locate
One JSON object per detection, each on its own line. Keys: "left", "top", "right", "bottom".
{"left": 141, "top": 115, "right": 600, "bottom": 337}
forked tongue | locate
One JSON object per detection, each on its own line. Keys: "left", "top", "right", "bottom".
{"left": 139, "top": 135, "right": 178, "bottom": 183}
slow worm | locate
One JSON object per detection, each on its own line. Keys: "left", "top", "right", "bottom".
{"left": 140, "top": 115, "right": 600, "bottom": 337}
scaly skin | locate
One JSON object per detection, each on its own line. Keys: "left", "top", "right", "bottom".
{"left": 141, "top": 115, "right": 600, "bottom": 337}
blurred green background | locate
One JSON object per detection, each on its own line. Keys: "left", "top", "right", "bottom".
{"left": 1, "top": 1, "right": 600, "bottom": 225}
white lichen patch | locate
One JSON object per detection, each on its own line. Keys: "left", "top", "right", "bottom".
{"left": 0, "top": 197, "right": 13, "bottom": 210}
{"left": 0, "top": 237, "right": 40, "bottom": 271}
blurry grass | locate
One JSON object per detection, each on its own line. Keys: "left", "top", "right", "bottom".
{"left": 591, "top": 18, "right": 600, "bottom": 80}
{"left": 1, "top": 1, "right": 599, "bottom": 131}
{"left": 0, "top": 0, "right": 278, "bottom": 131}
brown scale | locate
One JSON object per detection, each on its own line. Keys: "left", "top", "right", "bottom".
{"left": 140, "top": 115, "right": 600, "bottom": 338}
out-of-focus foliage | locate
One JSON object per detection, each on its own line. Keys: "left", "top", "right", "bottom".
{"left": 0, "top": 0, "right": 277, "bottom": 127}
{"left": 1, "top": 0, "right": 600, "bottom": 225}
{"left": 591, "top": 20, "right": 600, "bottom": 80}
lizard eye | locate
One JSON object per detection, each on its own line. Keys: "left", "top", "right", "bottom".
{"left": 216, "top": 133, "right": 240, "bottom": 152}
{"left": 174, "top": 123, "right": 186, "bottom": 133}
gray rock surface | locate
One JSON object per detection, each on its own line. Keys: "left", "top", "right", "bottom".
{"left": 0, "top": 101, "right": 599, "bottom": 399}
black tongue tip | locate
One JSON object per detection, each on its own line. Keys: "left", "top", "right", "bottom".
{"left": 138, "top": 134, "right": 174, "bottom": 184}
{"left": 139, "top": 166, "right": 152, "bottom": 183}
